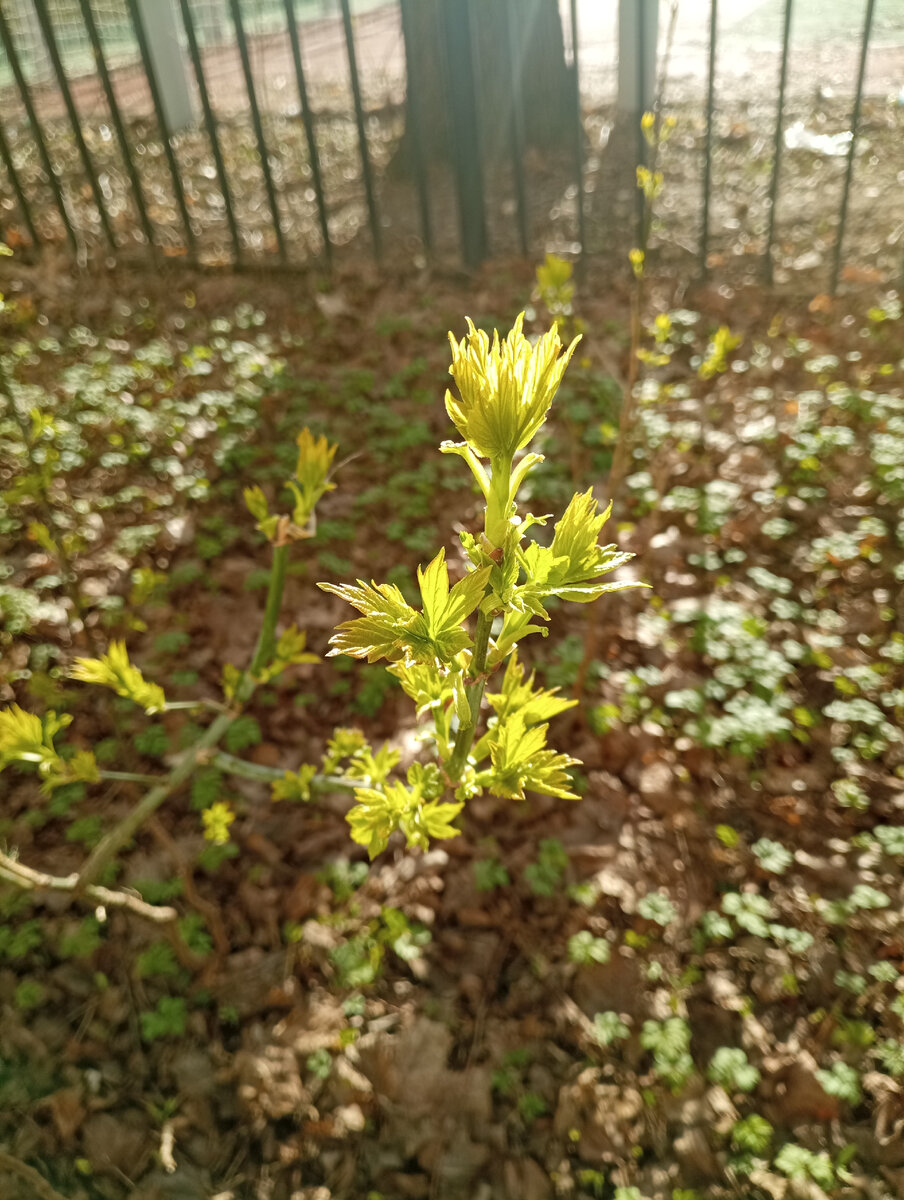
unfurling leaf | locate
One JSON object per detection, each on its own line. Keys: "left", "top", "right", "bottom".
{"left": 544, "top": 489, "right": 642, "bottom": 601}
{"left": 346, "top": 778, "right": 463, "bottom": 858}
{"left": 318, "top": 579, "right": 421, "bottom": 662}
{"left": 244, "top": 485, "right": 280, "bottom": 542}
{"left": 0, "top": 705, "right": 98, "bottom": 794}
{"left": 290, "top": 428, "right": 338, "bottom": 529}
{"left": 445, "top": 312, "right": 579, "bottom": 462}
{"left": 0, "top": 705, "right": 68, "bottom": 770}
{"left": 320, "top": 554, "right": 489, "bottom": 667}
{"left": 254, "top": 625, "right": 319, "bottom": 684}
{"left": 485, "top": 652, "right": 577, "bottom": 726}
{"left": 272, "top": 764, "right": 318, "bottom": 802}
{"left": 71, "top": 641, "right": 166, "bottom": 713}
{"left": 481, "top": 713, "right": 579, "bottom": 802}
{"left": 417, "top": 550, "right": 491, "bottom": 661}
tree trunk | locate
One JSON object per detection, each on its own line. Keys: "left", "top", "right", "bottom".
{"left": 399, "top": 0, "right": 575, "bottom": 168}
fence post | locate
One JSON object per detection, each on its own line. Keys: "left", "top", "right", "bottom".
{"left": 764, "top": 0, "right": 793, "bottom": 285}
{"left": 830, "top": 0, "right": 875, "bottom": 294}
{"left": 699, "top": 0, "right": 717, "bottom": 277}
{"left": 0, "top": 118, "right": 41, "bottom": 249}
{"left": 617, "top": 0, "right": 659, "bottom": 119}
{"left": 135, "top": 0, "right": 195, "bottom": 132}
{"left": 0, "top": 5, "right": 79, "bottom": 256}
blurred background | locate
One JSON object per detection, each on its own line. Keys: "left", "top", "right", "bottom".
{"left": 0, "top": 0, "right": 901, "bottom": 289}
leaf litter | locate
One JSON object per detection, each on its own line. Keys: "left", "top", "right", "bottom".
{"left": 0, "top": 256, "right": 903, "bottom": 1199}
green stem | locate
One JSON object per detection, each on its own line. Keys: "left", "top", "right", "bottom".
{"left": 80, "top": 541, "right": 293, "bottom": 887}
{"left": 163, "top": 699, "right": 225, "bottom": 713}
{"left": 211, "top": 750, "right": 360, "bottom": 793}
{"left": 100, "top": 770, "right": 162, "bottom": 785}
{"left": 79, "top": 709, "right": 234, "bottom": 887}
{"left": 240, "top": 542, "right": 289, "bottom": 699}
{"left": 446, "top": 606, "right": 494, "bottom": 783}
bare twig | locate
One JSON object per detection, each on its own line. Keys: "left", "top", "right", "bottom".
{"left": 0, "top": 849, "right": 178, "bottom": 923}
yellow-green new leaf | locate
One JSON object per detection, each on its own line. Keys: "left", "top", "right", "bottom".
{"left": 345, "top": 741, "right": 401, "bottom": 784}
{"left": 388, "top": 660, "right": 452, "bottom": 717}
{"left": 202, "top": 801, "right": 235, "bottom": 845}
{"left": 244, "top": 485, "right": 280, "bottom": 542}
{"left": 484, "top": 714, "right": 580, "bottom": 802}
{"left": 519, "top": 489, "right": 647, "bottom": 604}
{"left": 347, "top": 779, "right": 464, "bottom": 858}
{"left": 417, "top": 549, "right": 491, "bottom": 661}
{"left": 0, "top": 705, "right": 70, "bottom": 771}
{"left": 319, "top": 579, "right": 421, "bottom": 663}
{"left": 485, "top": 652, "right": 577, "bottom": 726}
{"left": 346, "top": 781, "right": 411, "bottom": 858}
{"left": 272, "top": 764, "right": 317, "bottom": 802}
{"left": 446, "top": 313, "right": 579, "bottom": 461}
{"left": 256, "top": 625, "right": 319, "bottom": 684}
{"left": 71, "top": 641, "right": 167, "bottom": 714}
{"left": 43, "top": 748, "right": 101, "bottom": 795}
{"left": 417, "top": 549, "right": 451, "bottom": 630}
{"left": 291, "top": 428, "right": 338, "bottom": 528}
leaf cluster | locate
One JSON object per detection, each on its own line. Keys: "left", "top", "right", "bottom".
{"left": 318, "top": 314, "right": 644, "bottom": 857}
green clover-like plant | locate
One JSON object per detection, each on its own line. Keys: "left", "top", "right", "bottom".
{"left": 319, "top": 314, "right": 645, "bottom": 857}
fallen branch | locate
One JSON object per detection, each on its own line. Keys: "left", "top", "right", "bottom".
{"left": 0, "top": 851, "right": 177, "bottom": 924}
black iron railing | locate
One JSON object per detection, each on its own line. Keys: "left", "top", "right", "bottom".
{"left": 0, "top": 0, "right": 897, "bottom": 288}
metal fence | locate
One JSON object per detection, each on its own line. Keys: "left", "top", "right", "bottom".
{"left": 0, "top": 0, "right": 901, "bottom": 290}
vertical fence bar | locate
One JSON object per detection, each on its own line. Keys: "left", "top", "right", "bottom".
{"left": 569, "top": 0, "right": 586, "bottom": 273}
{"left": 442, "top": 0, "right": 487, "bottom": 267}
{"left": 178, "top": 0, "right": 242, "bottom": 265}
{"left": 0, "top": 118, "right": 41, "bottom": 249}
{"left": 0, "top": 7, "right": 79, "bottom": 256}
{"left": 504, "top": 0, "right": 528, "bottom": 256}
{"left": 78, "top": 0, "right": 157, "bottom": 259}
{"left": 228, "top": 0, "right": 287, "bottom": 263}
{"left": 338, "top": 0, "right": 381, "bottom": 259}
{"left": 126, "top": 0, "right": 197, "bottom": 260}
{"left": 830, "top": 0, "right": 875, "bottom": 294}
{"left": 398, "top": 0, "right": 432, "bottom": 257}
{"left": 764, "top": 0, "right": 793, "bottom": 285}
{"left": 699, "top": 0, "right": 717, "bottom": 276}
{"left": 283, "top": 0, "right": 331, "bottom": 263}
{"left": 634, "top": 0, "right": 649, "bottom": 241}
{"left": 32, "top": 0, "right": 117, "bottom": 251}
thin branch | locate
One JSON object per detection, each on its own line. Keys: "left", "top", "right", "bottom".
{"left": 77, "top": 708, "right": 234, "bottom": 887}
{"left": 0, "top": 850, "right": 177, "bottom": 923}
{"left": 447, "top": 605, "right": 494, "bottom": 782}
{"left": 79, "top": 541, "right": 292, "bottom": 887}
{"left": 100, "top": 769, "right": 162, "bottom": 785}
{"left": 163, "top": 698, "right": 227, "bottom": 713}
{"left": 211, "top": 750, "right": 360, "bottom": 792}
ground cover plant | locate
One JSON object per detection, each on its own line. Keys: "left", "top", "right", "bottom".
{"left": 0, "top": 251, "right": 903, "bottom": 1200}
